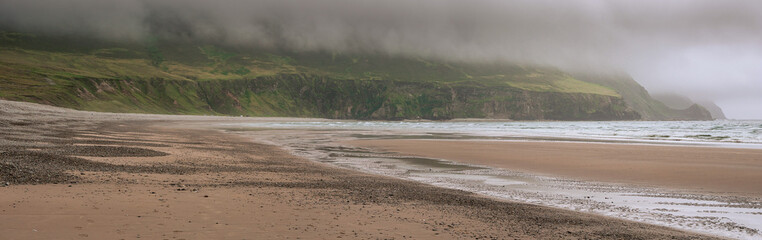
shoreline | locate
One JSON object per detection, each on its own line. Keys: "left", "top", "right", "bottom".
{"left": 231, "top": 120, "right": 762, "bottom": 150}
{"left": 229, "top": 126, "right": 762, "bottom": 239}
{"left": 347, "top": 139, "right": 762, "bottom": 197}
{"left": 0, "top": 100, "right": 723, "bottom": 239}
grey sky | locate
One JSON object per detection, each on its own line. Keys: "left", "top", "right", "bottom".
{"left": 1, "top": 0, "right": 760, "bottom": 118}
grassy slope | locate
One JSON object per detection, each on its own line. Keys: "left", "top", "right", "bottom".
{"left": 1, "top": 32, "right": 617, "bottom": 87}
{"left": 0, "top": 31, "right": 643, "bottom": 119}
{"left": 573, "top": 73, "right": 713, "bottom": 120}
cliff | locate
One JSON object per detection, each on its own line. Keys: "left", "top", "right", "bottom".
{"left": 8, "top": 75, "right": 638, "bottom": 121}
{"left": 573, "top": 73, "right": 713, "bottom": 121}
{"left": 652, "top": 93, "right": 726, "bottom": 120}
{"left": 0, "top": 31, "right": 699, "bottom": 121}
{"left": 697, "top": 101, "right": 727, "bottom": 120}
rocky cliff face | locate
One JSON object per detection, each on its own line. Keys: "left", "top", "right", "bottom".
{"left": 573, "top": 73, "right": 714, "bottom": 121}
{"left": 52, "top": 74, "right": 639, "bottom": 121}
{"left": 678, "top": 104, "right": 715, "bottom": 121}
{"left": 652, "top": 93, "right": 726, "bottom": 120}
{"left": 697, "top": 101, "right": 727, "bottom": 120}
{"left": 0, "top": 31, "right": 710, "bottom": 121}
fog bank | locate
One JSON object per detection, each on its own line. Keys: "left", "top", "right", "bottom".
{"left": 1, "top": 0, "right": 760, "bottom": 118}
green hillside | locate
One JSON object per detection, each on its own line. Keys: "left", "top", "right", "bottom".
{"left": 573, "top": 73, "right": 713, "bottom": 120}
{"left": 0, "top": 31, "right": 675, "bottom": 120}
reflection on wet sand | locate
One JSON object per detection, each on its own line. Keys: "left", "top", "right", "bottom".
{"left": 234, "top": 127, "right": 762, "bottom": 240}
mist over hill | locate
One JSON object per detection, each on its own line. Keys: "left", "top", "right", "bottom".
{"left": 652, "top": 93, "right": 727, "bottom": 120}
{"left": 0, "top": 31, "right": 713, "bottom": 120}
{"left": 1, "top": 0, "right": 756, "bottom": 119}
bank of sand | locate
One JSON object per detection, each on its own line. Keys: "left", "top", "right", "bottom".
{"left": 349, "top": 139, "right": 762, "bottom": 197}
{"left": 0, "top": 100, "right": 717, "bottom": 239}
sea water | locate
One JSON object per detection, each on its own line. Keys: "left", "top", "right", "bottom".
{"left": 241, "top": 120, "right": 762, "bottom": 147}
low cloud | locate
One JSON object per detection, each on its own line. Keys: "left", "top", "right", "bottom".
{"left": 1, "top": 0, "right": 760, "bottom": 118}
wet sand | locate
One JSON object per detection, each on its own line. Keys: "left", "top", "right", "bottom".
{"left": 349, "top": 139, "right": 762, "bottom": 197}
{"left": 0, "top": 100, "right": 719, "bottom": 239}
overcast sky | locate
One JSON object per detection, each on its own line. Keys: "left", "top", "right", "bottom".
{"left": 1, "top": 0, "right": 760, "bottom": 119}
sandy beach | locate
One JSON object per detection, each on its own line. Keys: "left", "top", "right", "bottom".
{"left": 0, "top": 100, "right": 720, "bottom": 239}
{"left": 348, "top": 139, "right": 762, "bottom": 197}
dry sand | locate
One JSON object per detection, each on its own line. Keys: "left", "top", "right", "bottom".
{"left": 349, "top": 139, "right": 762, "bottom": 197}
{"left": 0, "top": 100, "right": 719, "bottom": 239}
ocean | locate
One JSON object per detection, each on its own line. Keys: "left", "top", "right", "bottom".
{"left": 240, "top": 120, "right": 762, "bottom": 147}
